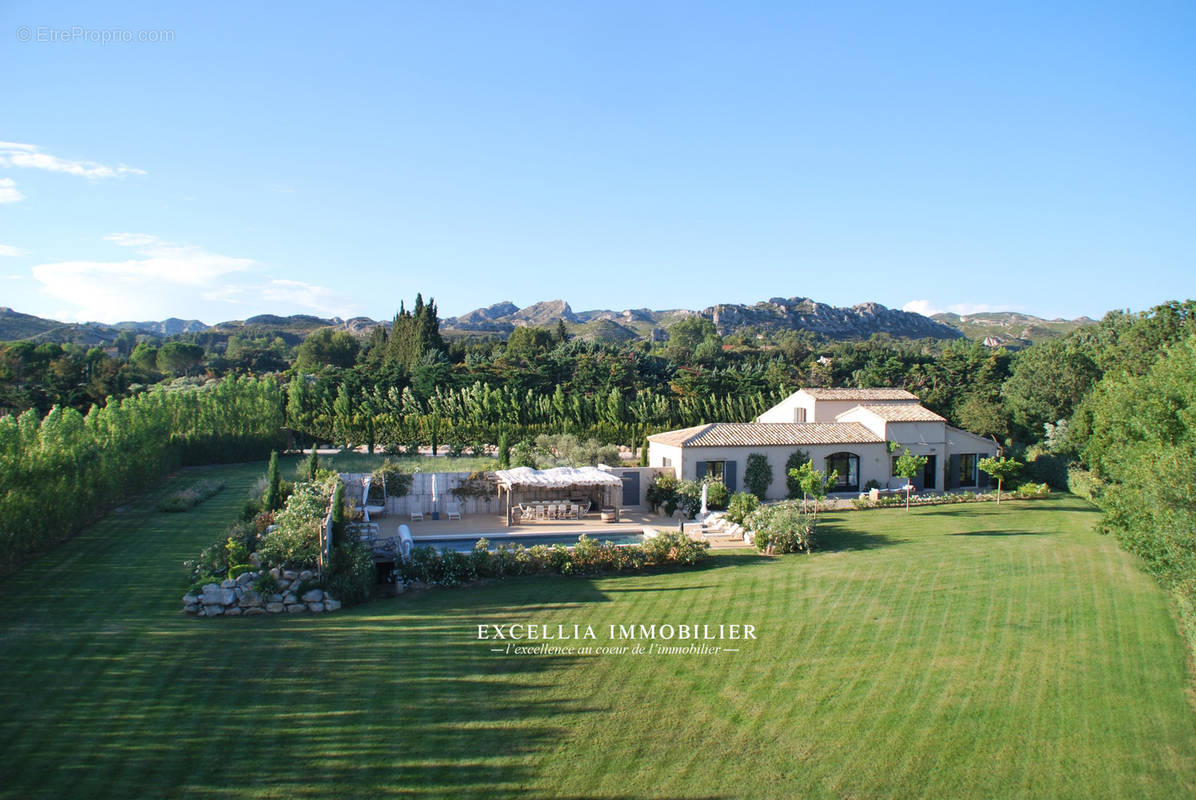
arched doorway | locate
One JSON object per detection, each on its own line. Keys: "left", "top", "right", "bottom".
{"left": 825, "top": 452, "right": 860, "bottom": 493}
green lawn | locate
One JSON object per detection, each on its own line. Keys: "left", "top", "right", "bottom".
{"left": 1, "top": 462, "right": 1194, "bottom": 799}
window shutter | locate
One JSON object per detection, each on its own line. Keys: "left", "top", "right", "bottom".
{"left": 696, "top": 462, "right": 707, "bottom": 480}
{"left": 949, "top": 455, "right": 961, "bottom": 489}
{"left": 724, "top": 460, "right": 738, "bottom": 493}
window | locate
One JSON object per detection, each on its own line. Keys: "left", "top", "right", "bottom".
{"left": 959, "top": 453, "right": 978, "bottom": 487}
{"left": 793, "top": 407, "right": 807, "bottom": 423}
{"left": 891, "top": 455, "right": 900, "bottom": 477}
{"left": 704, "top": 461, "right": 725, "bottom": 482}
{"left": 661, "top": 457, "right": 672, "bottom": 468}
{"left": 825, "top": 452, "right": 860, "bottom": 492}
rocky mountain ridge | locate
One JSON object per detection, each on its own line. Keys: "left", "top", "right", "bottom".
{"left": 1, "top": 299, "right": 1097, "bottom": 347}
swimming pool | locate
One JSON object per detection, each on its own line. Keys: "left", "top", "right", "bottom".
{"left": 412, "top": 531, "right": 645, "bottom": 553}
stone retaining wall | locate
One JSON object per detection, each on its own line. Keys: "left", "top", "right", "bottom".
{"left": 183, "top": 568, "right": 341, "bottom": 617}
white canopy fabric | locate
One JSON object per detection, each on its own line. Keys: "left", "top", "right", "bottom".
{"left": 494, "top": 466, "right": 623, "bottom": 488}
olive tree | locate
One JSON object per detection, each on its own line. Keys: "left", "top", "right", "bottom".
{"left": 978, "top": 456, "right": 1022, "bottom": 505}
{"left": 892, "top": 448, "right": 928, "bottom": 510}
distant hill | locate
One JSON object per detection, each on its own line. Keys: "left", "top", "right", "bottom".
{"left": 932, "top": 312, "right": 1097, "bottom": 348}
{"left": 442, "top": 296, "right": 963, "bottom": 341}
{"left": 1, "top": 301, "right": 1098, "bottom": 349}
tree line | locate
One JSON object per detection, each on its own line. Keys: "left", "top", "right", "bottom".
{"left": 0, "top": 375, "right": 285, "bottom": 573}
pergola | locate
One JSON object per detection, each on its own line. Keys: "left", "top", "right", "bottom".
{"left": 494, "top": 466, "right": 624, "bottom": 526}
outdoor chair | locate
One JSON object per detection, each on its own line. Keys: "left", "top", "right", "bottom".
{"left": 446, "top": 503, "right": 462, "bottom": 520}
{"left": 410, "top": 509, "right": 424, "bottom": 522}
{"left": 569, "top": 504, "right": 579, "bottom": 519}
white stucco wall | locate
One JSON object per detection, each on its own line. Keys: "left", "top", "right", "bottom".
{"left": 653, "top": 443, "right": 890, "bottom": 500}
{"left": 756, "top": 391, "right": 815, "bottom": 423}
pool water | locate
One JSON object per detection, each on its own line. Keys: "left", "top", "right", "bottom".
{"left": 413, "top": 532, "right": 645, "bottom": 553}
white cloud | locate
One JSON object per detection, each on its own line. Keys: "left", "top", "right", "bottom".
{"left": 0, "top": 244, "right": 22, "bottom": 257}
{"left": 0, "top": 141, "right": 145, "bottom": 179}
{"left": 205, "top": 278, "right": 354, "bottom": 317}
{"left": 0, "top": 178, "right": 24, "bottom": 203}
{"left": 31, "top": 234, "right": 354, "bottom": 323}
{"left": 32, "top": 234, "right": 254, "bottom": 322}
{"left": 902, "top": 300, "right": 1022, "bottom": 317}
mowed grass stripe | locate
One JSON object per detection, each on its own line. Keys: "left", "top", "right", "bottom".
{"left": 2, "top": 472, "right": 1196, "bottom": 799}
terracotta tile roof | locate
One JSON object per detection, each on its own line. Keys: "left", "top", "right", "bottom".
{"left": 843, "top": 404, "right": 946, "bottom": 422}
{"left": 649, "top": 422, "right": 885, "bottom": 447}
{"left": 800, "top": 387, "right": 918, "bottom": 400}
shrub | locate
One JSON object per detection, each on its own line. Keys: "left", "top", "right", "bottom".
{"left": 394, "top": 531, "right": 709, "bottom": 587}
{"left": 863, "top": 479, "right": 882, "bottom": 491}
{"left": 744, "top": 453, "right": 773, "bottom": 500}
{"left": 371, "top": 460, "right": 413, "bottom": 498}
{"left": 257, "top": 479, "right": 333, "bottom": 569}
{"left": 1016, "top": 482, "right": 1050, "bottom": 498}
{"left": 229, "top": 563, "right": 255, "bottom": 579}
{"left": 324, "top": 541, "right": 375, "bottom": 606}
{"left": 785, "top": 450, "right": 810, "bottom": 499}
{"left": 253, "top": 571, "right": 281, "bottom": 597}
{"left": 746, "top": 502, "right": 815, "bottom": 554}
{"left": 226, "top": 536, "right": 249, "bottom": 567}
{"left": 158, "top": 479, "right": 225, "bottom": 512}
{"left": 725, "top": 492, "right": 760, "bottom": 525}
{"left": 647, "top": 472, "right": 680, "bottom": 515}
{"left": 1067, "top": 466, "right": 1103, "bottom": 502}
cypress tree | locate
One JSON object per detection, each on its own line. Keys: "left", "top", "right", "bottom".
{"left": 305, "top": 447, "right": 319, "bottom": 482}
{"left": 498, "top": 431, "right": 510, "bottom": 468}
{"left": 330, "top": 482, "right": 345, "bottom": 548}
{"left": 264, "top": 450, "right": 281, "bottom": 511}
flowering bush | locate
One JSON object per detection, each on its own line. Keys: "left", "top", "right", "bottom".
{"left": 257, "top": 479, "right": 334, "bottom": 569}
{"left": 746, "top": 502, "right": 815, "bottom": 554}
{"left": 395, "top": 531, "right": 708, "bottom": 587}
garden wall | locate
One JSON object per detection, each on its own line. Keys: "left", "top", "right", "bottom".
{"left": 183, "top": 568, "right": 342, "bottom": 617}
{"left": 341, "top": 471, "right": 502, "bottom": 517}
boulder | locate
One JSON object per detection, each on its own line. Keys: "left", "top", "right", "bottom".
{"left": 244, "top": 607, "right": 266, "bottom": 616}
{"left": 324, "top": 598, "right": 342, "bottom": 612}
{"left": 235, "top": 571, "right": 255, "bottom": 587}
{"left": 241, "top": 590, "right": 264, "bottom": 607}
{"left": 301, "top": 589, "right": 324, "bottom": 603}
{"left": 282, "top": 569, "right": 298, "bottom": 581}
{"left": 277, "top": 579, "right": 291, "bottom": 590}
{"left": 202, "top": 604, "right": 224, "bottom": 617}
{"left": 270, "top": 593, "right": 284, "bottom": 603}
{"left": 220, "top": 578, "right": 236, "bottom": 590}
{"left": 201, "top": 586, "right": 225, "bottom": 606}
{"left": 184, "top": 603, "right": 199, "bottom": 614}
{"left": 282, "top": 592, "right": 297, "bottom": 605}
{"left": 299, "top": 570, "right": 314, "bottom": 581}
{"left": 249, "top": 552, "right": 262, "bottom": 567}
{"left": 225, "top": 606, "right": 243, "bottom": 616}
{"left": 285, "top": 604, "right": 305, "bottom": 614}
{"left": 182, "top": 593, "right": 199, "bottom": 605}
{"left": 266, "top": 602, "right": 285, "bottom": 614}
{"left": 307, "top": 602, "right": 325, "bottom": 613}
{"left": 269, "top": 567, "right": 281, "bottom": 579}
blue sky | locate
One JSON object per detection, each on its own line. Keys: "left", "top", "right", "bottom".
{"left": 1, "top": 1, "right": 1193, "bottom": 324}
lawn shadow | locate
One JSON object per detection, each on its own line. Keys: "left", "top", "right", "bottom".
{"left": 814, "top": 519, "right": 906, "bottom": 552}
{"left": 950, "top": 529, "right": 1052, "bottom": 537}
